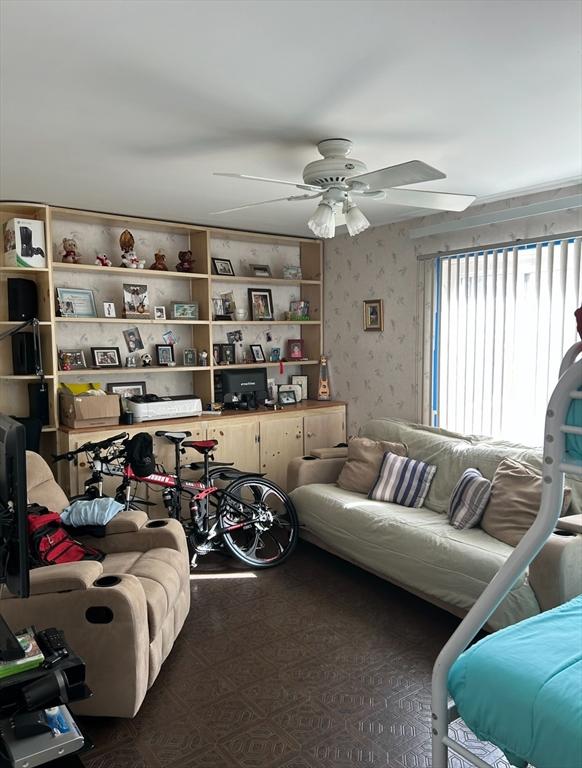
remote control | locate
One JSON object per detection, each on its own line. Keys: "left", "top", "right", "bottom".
{"left": 37, "top": 627, "right": 68, "bottom": 656}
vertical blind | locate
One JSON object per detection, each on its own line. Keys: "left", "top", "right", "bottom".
{"left": 434, "top": 235, "right": 582, "bottom": 446}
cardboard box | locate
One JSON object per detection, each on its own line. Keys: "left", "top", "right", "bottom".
{"left": 3, "top": 218, "right": 47, "bottom": 268}
{"left": 59, "top": 392, "right": 120, "bottom": 429}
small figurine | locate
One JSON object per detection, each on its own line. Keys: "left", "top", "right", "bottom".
{"left": 95, "top": 253, "right": 112, "bottom": 267}
{"left": 141, "top": 352, "right": 152, "bottom": 367}
{"left": 119, "top": 229, "right": 135, "bottom": 253}
{"left": 150, "top": 250, "right": 168, "bottom": 271}
{"left": 121, "top": 252, "right": 145, "bottom": 269}
{"left": 61, "top": 237, "right": 80, "bottom": 264}
{"left": 199, "top": 349, "right": 209, "bottom": 367}
{"left": 175, "top": 250, "right": 195, "bottom": 273}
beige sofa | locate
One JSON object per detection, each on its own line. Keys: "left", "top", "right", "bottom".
{"left": 0, "top": 452, "right": 190, "bottom": 717}
{"left": 289, "top": 418, "right": 582, "bottom": 631}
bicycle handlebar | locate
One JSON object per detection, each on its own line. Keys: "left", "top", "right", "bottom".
{"left": 52, "top": 432, "right": 128, "bottom": 463}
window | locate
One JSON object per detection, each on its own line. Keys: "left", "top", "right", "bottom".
{"left": 432, "top": 236, "right": 581, "bottom": 446}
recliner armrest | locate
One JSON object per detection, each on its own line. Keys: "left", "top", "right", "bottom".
{"left": 529, "top": 533, "right": 582, "bottom": 611}
{"left": 287, "top": 456, "right": 347, "bottom": 492}
{"left": 104, "top": 509, "right": 149, "bottom": 534}
{"left": 82, "top": 518, "right": 188, "bottom": 559}
{"left": 16, "top": 561, "right": 104, "bottom": 597}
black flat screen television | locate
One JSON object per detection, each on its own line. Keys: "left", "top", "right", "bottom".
{"left": 0, "top": 414, "right": 29, "bottom": 598}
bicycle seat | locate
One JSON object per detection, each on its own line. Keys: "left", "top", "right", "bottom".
{"left": 155, "top": 430, "right": 192, "bottom": 445}
{"left": 183, "top": 439, "right": 218, "bottom": 454}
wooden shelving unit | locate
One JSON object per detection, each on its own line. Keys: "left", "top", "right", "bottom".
{"left": 0, "top": 202, "right": 324, "bottom": 457}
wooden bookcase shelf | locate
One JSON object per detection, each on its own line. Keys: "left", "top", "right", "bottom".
{"left": 0, "top": 202, "right": 324, "bottom": 458}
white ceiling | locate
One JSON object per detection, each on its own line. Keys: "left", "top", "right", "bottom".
{"left": 1, "top": 0, "right": 581, "bottom": 237}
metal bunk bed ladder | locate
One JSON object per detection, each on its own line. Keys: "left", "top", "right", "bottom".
{"left": 431, "top": 341, "right": 582, "bottom": 768}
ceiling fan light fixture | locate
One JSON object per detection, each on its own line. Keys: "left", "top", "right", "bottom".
{"left": 308, "top": 201, "right": 335, "bottom": 239}
{"left": 345, "top": 203, "right": 370, "bottom": 236}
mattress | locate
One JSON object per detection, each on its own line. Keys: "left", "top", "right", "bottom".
{"left": 448, "top": 595, "right": 582, "bottom": 768}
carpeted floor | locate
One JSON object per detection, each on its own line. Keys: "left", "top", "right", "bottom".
{"left": 79, "top": 541, "right": 509, "bottom": 768}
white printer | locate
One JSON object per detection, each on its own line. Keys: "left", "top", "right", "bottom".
{"left": 123, "top": 394, "right": 202, "bottom": 422}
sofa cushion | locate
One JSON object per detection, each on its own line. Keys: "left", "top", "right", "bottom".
{"left": 102, "top": 548, "right": 182, "bottom": 641}
{"left": 369, "top": 453, "right": 436, "bottom": 508}
{"left": 481, "top": 458, "right": 572, "bottom": 547}
{"left": 337, "top": 437, "right": 407, "bottom": 495}
{"left": 291, "top": 483, "right": 540, "bottom": 630}
{"left": 448, "top": 468, "right": 491, "bottom": 529}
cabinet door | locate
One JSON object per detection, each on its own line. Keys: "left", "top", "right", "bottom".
{"left": 260, "top": 416, "right": 304, "bottom": 490}
{"left": 303, "top": 410, "right": 346, "bottom": 453}
{"left": 208, "top": 420, "right": 260, "bottom": 473}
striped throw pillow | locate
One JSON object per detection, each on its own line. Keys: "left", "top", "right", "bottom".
{"left": 448, "top": 468, "right": 491, "bottom": 529}
{"left": 368, "top": 452, "right": 437, "bottom": 508}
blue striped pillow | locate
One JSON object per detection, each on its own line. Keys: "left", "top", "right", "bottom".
{"left": 368, "top": 452, "right": 437, "bottom": 508}
{"left": 448, "top": 468, "right": 491, "bottom": 529}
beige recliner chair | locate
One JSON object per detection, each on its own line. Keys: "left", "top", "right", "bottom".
{"left": 0, "top": 452, "right": 190, "bottom": 718}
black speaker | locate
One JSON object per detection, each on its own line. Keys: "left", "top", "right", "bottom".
{"left": 28, "top": 383, "right": 50, "bottom": 426}
{"left": 12, "top": 416, "right": 43, "bottom": 453}
{"left": 11, "top": 332, "right": 36, "bottom": 375}
{"left": 7, "top": 278, "right": 38, "bottom": 321}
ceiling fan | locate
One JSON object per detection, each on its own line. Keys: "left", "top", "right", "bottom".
{"left": 211, "top": 138, "right": 476, "bottom": 238}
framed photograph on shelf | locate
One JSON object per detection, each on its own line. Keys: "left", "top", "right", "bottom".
{"left": 269, "top": 347, "right": 280, "bottom": 362}
{"left": 171, "top": 302, "right": 199, "bottom": 320}
{"left": 91, "top": 347, "right": 122, "bottom": 368}
{"left": 56, "top": 287, "right": 97, "bottom": 318}
{"left": 220, "top": 344, "right": 235, "bottom": 365}
{"left": 287, "top": 338, "right": 305, "bottom": 360}
{"left": 248, "top": 288, "right": 274, "bottom": 321}
{"left": 122, "top": 327, "right": 144, "bottom": 352}
{"left": 122, "top": 283, "right": 150, "bottom": 318}
{"left": 106, "top": 381, "right": 147, "bottom": 397}
{"left": 103, "top": 302, "right": 116, "bottom": 318}
{"left": 279, "top": 389, "right": 298, "bottom": 406}
{"left": 250, "top": 344, "right": 266, "bottom": 363}
{"left": 363, "top": 299, "right": 384, "bottom": 331}
{"left": 153, "top": 306, "right": 166, "bottom": 320}
{"left": 213, "top": 344, "right": 221, "bottom": 365}
{"left": 183, "top": 348, "right": 197, "bottom": 366}
{"left": 156, "top": 344, "right": 175, "bottom": 366}
{"left": 58, "top": 349, "right": 87, "bottom": 371}
{"left": 291, "top": 374, "right": 308, "bottom": 400}
{"left": 212, "top": 297, "right": 230, "bottom": 320}
{"left": 250, "top": 264, "right": 272, "bottom": 278}
{"left": 288, "top": 300, "right": 310, "bottom": 320}
{"left": 211, "top": 257, "right": 235, "bottom": 276}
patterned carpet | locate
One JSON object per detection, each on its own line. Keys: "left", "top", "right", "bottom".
{"left": 79, "top": 541, "right": 509, "bottom": 768}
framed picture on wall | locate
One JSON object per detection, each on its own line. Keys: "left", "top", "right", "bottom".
{"left": 363, "top": 299, "right": 384, "bottom": 331}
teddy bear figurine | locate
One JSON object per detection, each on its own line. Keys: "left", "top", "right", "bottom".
{"left": 150, "top": 250, "right": 168, "bottom": 271}
{"left": 175, "top": 250, "right": 195, "bottom": 273}
{"left": 61, "top": 237, "right": 80, "bottom": 264}
{"left": 95, "top": 253, "right": 112, "bottom": 267}
{"left": 121, "top": 251, "right": 145, "bottom": 269}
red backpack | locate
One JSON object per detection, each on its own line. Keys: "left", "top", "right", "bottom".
{"left": 27, "top": 504, "right": 104, "bottom": 566}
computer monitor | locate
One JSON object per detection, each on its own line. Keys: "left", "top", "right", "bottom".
{"left": 218, "top": 368, "right": 268, "bottom": 409}
{"left": 0, "top": 414, "right": 29, "bottom": 598}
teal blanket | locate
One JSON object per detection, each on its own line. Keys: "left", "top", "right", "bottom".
{"left": 448, "top": 596, "right": 582, "bottom": 768}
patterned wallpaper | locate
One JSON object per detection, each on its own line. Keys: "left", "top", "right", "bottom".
{"left": 325, "top": 183, "right": 582, "bottom": 435}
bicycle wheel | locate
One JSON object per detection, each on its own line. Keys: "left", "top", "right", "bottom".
{"left": 217, "top": 476, "right": 298, "bottom": 568}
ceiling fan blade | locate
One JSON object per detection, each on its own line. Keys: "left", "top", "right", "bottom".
{"left": 209, "top": 193, "right": 322, "bottom": 215}
{"left": 365, "top": 188, "right": 476, "bottom": 212}
{"left": 347, "top": 160, "right": 446, "bottom": 191}
{"left": 214, "top": 173, "right": 321, "bottom": 192}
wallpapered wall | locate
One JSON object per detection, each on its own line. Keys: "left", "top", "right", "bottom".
{"left": 325, "top": 183, "right": 582, "bottom": 435}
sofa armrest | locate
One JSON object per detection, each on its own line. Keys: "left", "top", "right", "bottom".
{"left": 82, "top": 518, "right": 188, "bottom": 559}
{"left": 18, "top": 561, "right": 104, "bottom": 597}
{"left": 529, "top": 533, "right": 582, "bottom": 611}
{"left": 104, "top": 509, "right": 149, "bottom": 534}
{"left": 287, "top": 456, "right": 347, "bottom": 492}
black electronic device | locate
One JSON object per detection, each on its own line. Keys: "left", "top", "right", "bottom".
{"left": 0, "top": 415, "right": 29, "bottom": 601}
{"left": 11, "top": 332, "right": 36, "bottom": 375}
{"left": 216, "top": 368, "right": 268, "bottom": 410}
{"left": 19, "top": 227, "right": 33, "bottom": 261}
{"left": 27, "top": 382, "right": 50, "bottom": 426}
{"left": 7, "top": 278, "right": 38, "bottom": 322}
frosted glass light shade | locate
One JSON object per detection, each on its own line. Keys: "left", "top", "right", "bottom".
{"left": 308, "top": 202, "right": 335, "bottom": 239}
{"left": 345, "top": 204, "right": 370, "bottom": 236}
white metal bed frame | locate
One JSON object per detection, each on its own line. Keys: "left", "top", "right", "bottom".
{"left": 431, "top": 341, "right": 582, "bottom": 768}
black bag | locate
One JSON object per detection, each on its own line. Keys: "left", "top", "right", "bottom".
{"left": 125, "top": 432, "right": 155, "bottom": 477}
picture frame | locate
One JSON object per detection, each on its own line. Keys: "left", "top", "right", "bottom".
{"left": 183, "top": 348, "right": 197, "bottom": 366}
{"left": 58, "top": 349, "right": 86, "bottom": 371}
{"left": 211, "top": 257, "right": 235, "bottom": 276}
{"left": 248, "top": 288, "right": 274, "bottom": 321}
{"left": 283, "top": 265, "right": 302, "bottom": 280}
{"left": 289, "top": 300, "right": 310, "bottom": 320}
{"left": 153, "top": 306, "right": 166, "bottom": 320}
{"left": 56, "top": 287, "right": 97, "bottom": 318}
{"left": 279, "top": 389, "right": 297, "bottom": 406}
{"left": 220, "top": 343, "right": 235, "bottom": 365}
{"left": 250, "top": 344, "right": 266, "bottom": 363}
{"left": 291, "top": 374, "right": 308, "bottom": 401}
{"left": 106, "top": 381, "right": 147, "bottom": 398}
{"left": 226, "top": 329, "right": 243, "bottom": 344}
{"left": 250, "top": 263, "right": 272, "bottom": 278}
{"left": 103, "top": 301, "right": 116, "bottom": 318}
{"left": 287, "top": 338, "right": 305, "bottom": 360}
{"left": 122, "top": 327, "right": 144, "bottom": 352}
{"left": 213, "top": 344, "right": 221, "bottom": 365}
{"left": 171, "top": 302, "right": 199, "bottom": 320}
{"left": 122, "top": 283, "right": 150, "bottom": 318}
{"left": 363, "top": 299, "right": 384, "bottom": 331}
{"left": 91, "top": 347, "right": 122, "bottom": 368}
{"left": 212, "top": 297, "right": 227, "bottom": 319}
{"left": 156, "top": 344, "right": 175, "bottom": 366}
{"left": 269, "top": 347, "right": 280, "bottom": 362}
{"left": 162, "top": 330, "right": 177, "bottom": 346}
{"left": 221, "top": 291, "right": 236, "bottom": 316}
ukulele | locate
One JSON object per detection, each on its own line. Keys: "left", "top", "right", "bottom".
{"left": 317, "top": 355, "right": 331, "bottom": 400}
